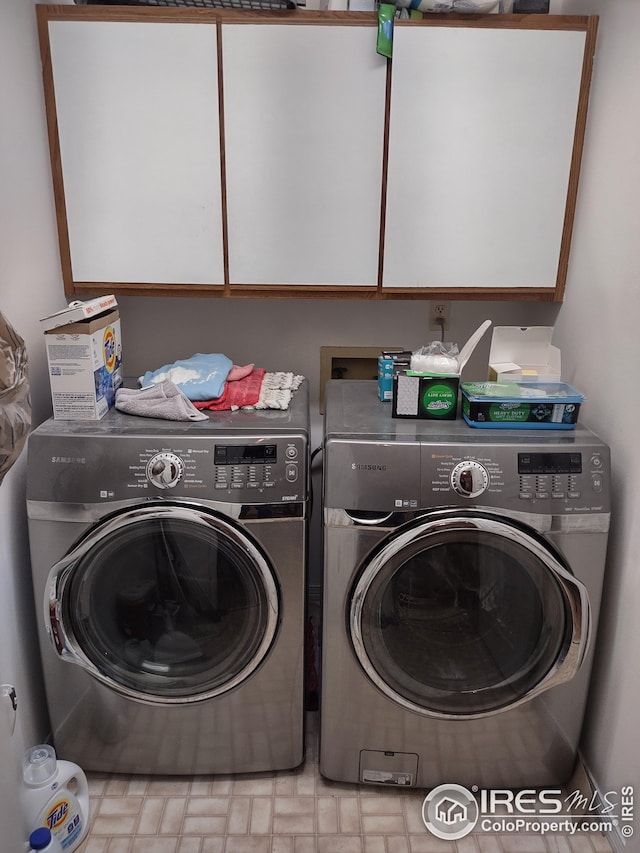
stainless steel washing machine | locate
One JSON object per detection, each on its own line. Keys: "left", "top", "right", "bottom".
{"left": 320, "top": 380, "right": 610, "bottom": 789}
{"left": 27, "top": 383, "right": 309, "bottom": 775}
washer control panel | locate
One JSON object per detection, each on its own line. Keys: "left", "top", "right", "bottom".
{"left": 324, "top": 435, "right": 609, "bottom": 515}
{"left": 423, "top": 445, "right": 610, "bottom": 514}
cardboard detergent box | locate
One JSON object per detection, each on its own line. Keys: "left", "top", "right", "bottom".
{"left": 40, "top": 294, "right": 118, "bottom": 332}
{"left": 43, "top": 307, "right": 123, "bottom": 420}
{"left": 392, "top": 371, "right": 459, "bottom": 420}
{"left": 488, "top": 327, "right": 561, "bottom": 383}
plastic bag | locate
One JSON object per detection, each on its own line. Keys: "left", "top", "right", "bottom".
{"left": 410, "top": 0, "right": 498, "bottom": 11}
{"left": 140, "top": 353, "right": 233, "bottom": 401}
{"left": 410, "top": 341, "right": 460, "bottom": 375}
{"left": 0, "top": 312, "right": 31, "bottom": 486}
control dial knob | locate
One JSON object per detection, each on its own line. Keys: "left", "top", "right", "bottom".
{"left": 146, "top": 452, "right": 184, "bottom": 489}
{"left": 451, "top": 460, "right": 489, "bottom": 499}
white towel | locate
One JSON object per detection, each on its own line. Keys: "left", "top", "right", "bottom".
{"left": 251, "top": 373, "right": 305, "bottom": 410}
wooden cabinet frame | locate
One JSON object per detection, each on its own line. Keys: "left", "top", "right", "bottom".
{"left": 37, "top": 5, "right": 597, "bottom": 302}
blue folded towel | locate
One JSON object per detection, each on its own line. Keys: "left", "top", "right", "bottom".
{"left": 140, "top": 353, "right": 233, "bottom": 401}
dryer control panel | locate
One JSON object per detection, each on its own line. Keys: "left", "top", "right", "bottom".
{"left": 27, "top": 433, "right": 308, "bottom": 505}
{"left": 136, "top": 436, "right": 306, "bottom": 503}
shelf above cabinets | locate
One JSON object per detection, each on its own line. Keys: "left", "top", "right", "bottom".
{"left": 37, "top": 7, "right": 597, "bottom": 302}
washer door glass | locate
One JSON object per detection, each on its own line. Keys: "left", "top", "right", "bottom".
{"left": 350, "top": 512, "right": 587, "bottom": 718}
{"left": 49, "top": 505, "right": 279, "bottom": 703}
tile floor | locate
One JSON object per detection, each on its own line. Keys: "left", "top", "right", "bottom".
{"left": 74, "top": 713, "right": 614, "bottom": 853}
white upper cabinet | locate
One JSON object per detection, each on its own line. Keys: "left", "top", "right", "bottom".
{"left": 221, "top": 23, "right": 386, "bottom": 287}
{"left": 39, "top": 9, "right": 596, "bottom": 301}
{"left": 48, "top": 19, "right": 224, "bottom": 286}
{"left": 382, "top": 24, "right": 587, "bottom": 293}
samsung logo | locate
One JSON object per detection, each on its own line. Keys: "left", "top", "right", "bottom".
{"left": 351, "top": 463, "right": 387, "bottom": 471}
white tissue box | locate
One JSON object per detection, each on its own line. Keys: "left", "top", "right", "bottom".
{"left": 488, "top": 326, "right": 561, "bottom": 384}
{"left": 44, "top": 309, "right": 123, "bottom": 420}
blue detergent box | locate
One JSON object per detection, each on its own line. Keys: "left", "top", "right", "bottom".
{"left": 461, "top": 381, "right": 584, "bottom": 429}
{"left": 378, "top": 351, "right": 411, "bottom": 401}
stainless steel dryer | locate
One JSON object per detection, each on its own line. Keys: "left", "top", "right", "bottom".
{"left": 321, "top": 380, "right": 610, "bottom": 789}
{"left": 27, "top": 383, "right": 309, "bottom": 775}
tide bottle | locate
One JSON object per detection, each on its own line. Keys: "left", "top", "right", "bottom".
{"left": 28, "top": 827, "right": 63, "bottom": 853}
{"left": 21, "top": 744, "right": 89, "bottom": 852}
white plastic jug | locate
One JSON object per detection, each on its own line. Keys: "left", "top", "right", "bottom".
{"left": 21, "top": 745, "right": 89, "bottom": 853}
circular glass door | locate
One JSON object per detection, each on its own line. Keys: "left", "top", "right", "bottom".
{"left": 350, "top": 511, "right": 588, "bottom": 719}
{"left": 47, "top": 504, "right": 279, "bottom": 704}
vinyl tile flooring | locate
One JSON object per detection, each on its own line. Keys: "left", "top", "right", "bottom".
{"left": 74, "top": 713, "right": 614, "bottom": 853}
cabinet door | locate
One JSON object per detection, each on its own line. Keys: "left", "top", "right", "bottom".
{"left": 222, "top": 23, "right": 387, "bottom": 288}
{"left": 382, "top": 23, "right": 588, "bottom": 295}
{"left": 47, "top": 19, "right": 224, "bottom": 287}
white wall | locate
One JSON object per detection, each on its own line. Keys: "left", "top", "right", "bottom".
{"left": 0, "top": 0, "right": 64, "bottom": 846}
{"left": 116, "top": 295, "right": 556, "bottom": 409}
{"left": 1, "top": 0, "right": 638, "bottom": 845}
{"left": 556, "top": 0, "right": 640, "bottom": 811}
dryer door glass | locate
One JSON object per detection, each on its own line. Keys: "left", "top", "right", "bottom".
{"left": 50, "top": 505, "right": 279, "bottom": 703}
{"left": 350, "top": 513, "right": 587, "bottom": 717}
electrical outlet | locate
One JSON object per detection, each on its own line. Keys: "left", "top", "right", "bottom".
{"left": 429, "top": 301, "right": 451, "bottom": 331}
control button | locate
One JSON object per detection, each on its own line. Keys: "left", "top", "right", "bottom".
{"left": 231, "top": 483, "right": 243, "bottom": 489}
{"left": 535, "top": 492, "right": 550, "bottom": 500}
{"left": 568, "top": 491, "right": 581, "bottom": 499}
{"left": 286, "top": 446, "right": 298, "bottom": 460}
{"left": 146, "top": 452, "right": 184, "bottom": 489}
{"left": 214, "top": 483, "right": 228, "bottom": 490}
{"left": 592, "top": 474, "right": 603, "bottom": 493}
{"left": 263, "top": 481, "right": 276, "bottom": 488}
{"left": 450, "top": 460, "right": 490, "bottom": 499}
{"left": 286, "top": 464, "right": 298, "bottom": 482}
{"left": 247, "top": 482, "right": 260, "bottom": 489}
{"left": 552, "top": 492, "right": 565, "bottom": 499}
{"left": 591, "top": 455, "right": 603, "bottom": 468}
{"left": 519, "top": 492, "right": 534, "bottom": 500}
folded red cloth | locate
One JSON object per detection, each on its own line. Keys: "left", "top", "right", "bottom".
{"left": 194, "top": 368, "right": 266, "bottom": 411}
{"left": 227, "top": 362, "right": 254, "bottom": 381}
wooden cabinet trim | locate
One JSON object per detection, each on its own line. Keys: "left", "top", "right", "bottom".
{"left": 554, "top": 14, "right": 598, "bottom": 301}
